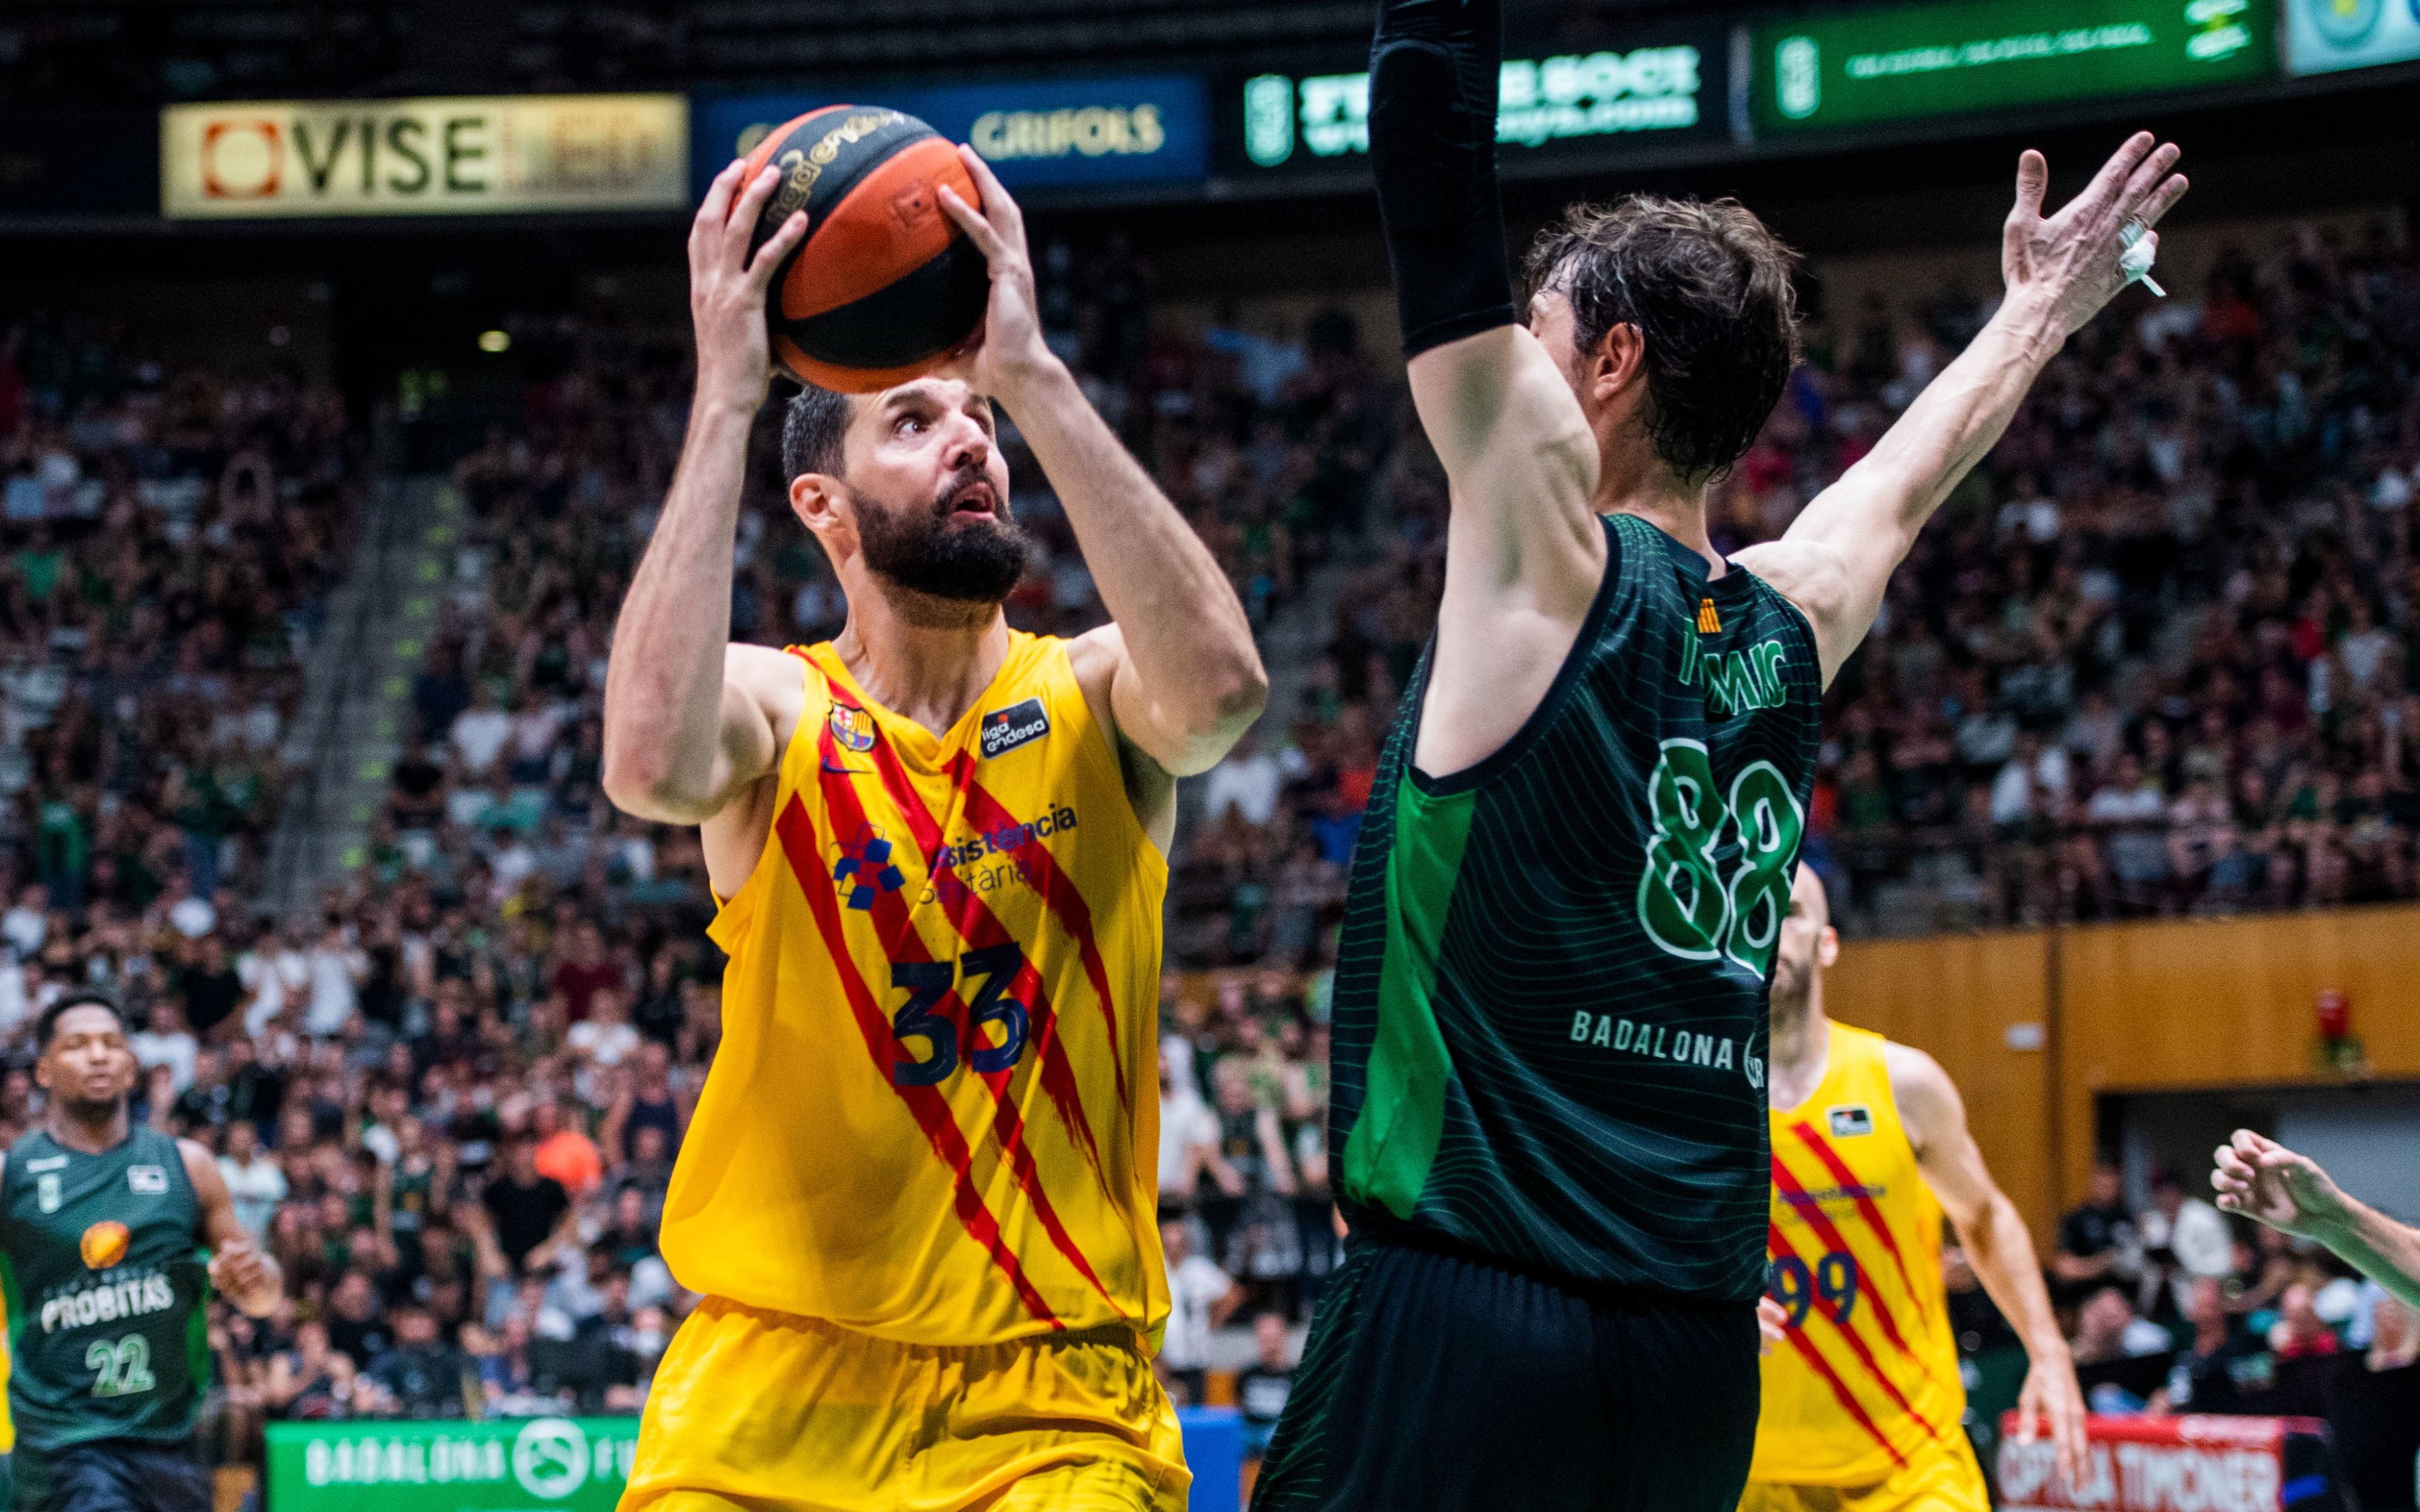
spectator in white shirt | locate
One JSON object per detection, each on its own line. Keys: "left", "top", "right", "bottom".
{"left": 128, "top": 1000, "right": 199, "bottom": 1093}
{"left": 1989, "top": 732, "right": 2068, "bottom": 827}
{"left": 1200, "top": 725, "right": 1282, "bottom": 830}
{"left": 1, "top": 884, "right": 46, "bottom": 957}
{"left": 1159, "top": 1218, "right": 1241, "bottom": 1406}
{"left": 1157, "top": 1039, "right": 1220, "bottom": 1207}
{"left": 218, "top": 1119, "right": 289, "bottom": 1242}
{"left": 304, "top": 916, "right": 368, "bottom": 1038}
{"left": 242, "top": 921, "right": 313, "bottom": 1037}
{"left": 450, "top": 682, "right": 514, "bottom": 775}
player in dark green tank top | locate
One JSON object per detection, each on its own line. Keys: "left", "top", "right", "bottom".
{"left": 1255, "top": 3, "right": 2188, "bottom": 1507}
{"left": 1333, "top": 509, "right": 1820, "bottom": 1298}
{"left": 0, "top": 993, "right": 283, "bottom": 1512}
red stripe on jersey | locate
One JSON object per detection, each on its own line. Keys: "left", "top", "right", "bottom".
{"left": 948, "top": 751, "right": 1131, "bottom": 1112}
{"left": 1767, "top": 1223, "right": 1942, "bottom": 1445}
{"left": 812, "top": 726, "right": 1122, "bottom": 1320}
{"left": 1770, "top": 1224, "right": 1909, "bottom": 1470}
{"left": 1769, "top": 1156, "right": 1923, "bottom": 1363}
{"left": 772, "top": 794, "right": 1062, "bottom": 1329}
{"left": 1790, "top": 1122, "right": 1932, "bottom": 1328}
{"left": 858, "top": 726, "right": 1108, "bottom": 1184}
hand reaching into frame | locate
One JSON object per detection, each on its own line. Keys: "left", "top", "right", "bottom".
{"left": 2003, "top": 132, "right": 2189, "bottom": 337}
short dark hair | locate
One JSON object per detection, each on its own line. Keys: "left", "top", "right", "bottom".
{"left": 38, "top": 990, "right": 126, "bottom": 1054}
{"left": 1525, "top": 195, "right": 1802, "bottom": 483}
{"left": 781, "top": 384, "right": 855, "bottom": 482}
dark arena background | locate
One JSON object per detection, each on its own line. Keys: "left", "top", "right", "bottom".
{"left": 5, "top": 0, "right": 2420, "bottom": 1507}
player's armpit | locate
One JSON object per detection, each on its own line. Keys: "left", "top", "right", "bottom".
{"left": 1729, "top": 536, "right": 1859, "bottom": 688}
{"left": 1068, "top": 629, "right": 1182, "bottom": 854}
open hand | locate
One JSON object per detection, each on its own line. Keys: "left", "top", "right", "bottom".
{"left": 935, "top": 145, "right": 1059, "bottom": 399}
{"left": 2003, "top": 132, "right": 2188, "bottom": 336}
{"left": 2014, "top": 1355, "right": 2089, "bottom": 1491}
{"left": 2213, "top": 1129, "right": 2347, "bottom": 1238}
{"left": 688, "top": 158, "right": 811, "bottom": 413}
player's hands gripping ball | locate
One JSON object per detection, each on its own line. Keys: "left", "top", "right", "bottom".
{"left": 687, "top": 156, "right": 810, "bottom": 414}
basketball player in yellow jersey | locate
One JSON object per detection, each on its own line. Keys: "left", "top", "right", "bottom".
{"left": 1742, "top": 868, "right": 2085, "bottom": 1512}
{"left": 600, "top": 148, "right": 1266, "bottom": 1511}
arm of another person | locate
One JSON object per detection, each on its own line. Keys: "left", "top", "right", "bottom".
{"left": 1888, "top": 1044, "right": 2085, "bottom": 1487}
{"left": 935, "top": 151, "right": 1266, "bottom": 843}
{"left": 600, "top": 158, "right": 812, "bottom": 830}
{"left": 1735, "top": 137, "right": 2186, "bottom": 687}
{"left": 2214, "top": 1129, "right": 2420, "bottom": 1311}
{"left": 182, "top": 1139, "right": 282, "bottom": 1317}
{"left": 1370, "top": 0, "right": 1606, "bottom": 777}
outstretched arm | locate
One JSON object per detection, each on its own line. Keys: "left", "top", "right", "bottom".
{"left": 1372, "top": 0, "right": 1606, "bottom": 777}
{"left": 182, "top": 1139, "right": 282, "bottom": 1318}
{"left": 2214, "top": 1129, "right": 2420, "bottom": 1310}
{"left": 601, "top": 158, "right": 811, "bottom": 826}
{"left": 1736, "top": 134, "right": 2187, "bottom": 686}
{"left": 1889, "top": 1044, "right": 2085, "bottom": 1488}
{"left": 937, "top": 148, "right": 1266, "bottom": 800}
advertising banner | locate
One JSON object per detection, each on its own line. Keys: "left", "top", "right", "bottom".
{"left": 269, "top": 1409, "right": 1243, "bottom": 1511}
{"left": 162, "top": 95, "right": 688, "bottom": 218}
{"left": 265, "top": 1418, "right": 639, "bottom": 1511}
{"left": 690, "top": 76, "right": 1207, "bottom": 197}
{"left": 1225, "top": 22, "right": 1728, "bottom": 178}
{"left": 1995, "top": 1411, "right": 2342, "bottom": 1512}
{"left": 1752, "top": 0, "right": 2275, "bottom": 133}
{"left": 2283, "top": 0, "right": 2420, "bottom": 74}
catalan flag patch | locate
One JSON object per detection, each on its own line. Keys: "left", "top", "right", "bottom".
{"left": 1697, "top": 598, "right": 1722, "bottom": 634}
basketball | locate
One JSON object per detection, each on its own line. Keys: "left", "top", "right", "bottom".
{"left": 741, "top": 105, "right": 991, "bottom": 394}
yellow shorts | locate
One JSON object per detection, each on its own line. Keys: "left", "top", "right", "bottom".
{"left": 621, "top": 1296, "right": 1189, "bottom": 1512}
{"left": 1740, "top": 1434, "right": 1990, "bottom": 1512}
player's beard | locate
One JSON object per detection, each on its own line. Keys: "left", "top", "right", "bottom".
{"left": 852, "top": 466, "right": 1030, "bottom": 614}
{"left": 1767, "top": 947, "right": 1811, "bottom": 1017}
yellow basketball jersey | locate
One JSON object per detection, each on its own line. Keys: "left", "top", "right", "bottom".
{"left": 1750, "top": 1022, "right": 1965, "bottom": 1487}
{"left": 661, "top": 631, "right": 1169, "bottom": 1349}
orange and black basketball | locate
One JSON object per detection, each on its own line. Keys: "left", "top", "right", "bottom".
{"left": 742, "top": 106, "right": 990, "bottom": 394}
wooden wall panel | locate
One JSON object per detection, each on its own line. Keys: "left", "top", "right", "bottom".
{"left": 1825, "top": 932, "right": 2058, "bottom": 1251}
{"left": 2055, "top": 902, "right": 2420, "bottom": 1213}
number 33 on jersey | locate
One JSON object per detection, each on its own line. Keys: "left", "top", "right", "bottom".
{"left": 661, "top": 633, "right": 1171, "bottom": 1350}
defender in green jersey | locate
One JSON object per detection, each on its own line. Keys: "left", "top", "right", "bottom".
{"left": 1254, "top": 2, "right": 2189, "bottom": 1508}
{"left": 0, "top": 993, "right": 281, "bottom": 1512}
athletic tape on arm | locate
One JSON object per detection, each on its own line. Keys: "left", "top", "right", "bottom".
{"left": 1372, "top": 0, "right": 1517, "bottom": 357}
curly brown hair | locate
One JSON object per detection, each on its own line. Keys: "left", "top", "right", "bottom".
{"left": 1525, "top": 195, "right": 1802, "bottom": 484}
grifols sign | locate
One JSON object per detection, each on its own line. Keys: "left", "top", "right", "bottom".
{"left": 1996, "top": 1413, "right": 2343, "bottom": 1512}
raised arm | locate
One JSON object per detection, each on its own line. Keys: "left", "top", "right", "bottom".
{"left": 1379, "top": 0, "right": 1603, "bottom": 595}
{"left": 1737, "top": 135, "right": 2186, "bottom": 686}
{"left": 2214, "top": 1129, "right": 2420, "bottom": 1311}
{"left": 601, "top": 158, "right": 812, "bottom": 827}
{"left": 1888, "top": 1044, "right": 2084, "bottom": 1489}
{"left": 935, "top": 150, "right": 1266, "bottom": 807}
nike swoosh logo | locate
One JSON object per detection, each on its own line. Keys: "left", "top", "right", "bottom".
{"left": 822, "top": 759, "right": 864, "bottom": 775}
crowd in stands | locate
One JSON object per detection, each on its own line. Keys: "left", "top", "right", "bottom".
{"left": 0, "top": 313, "right": 355, "bottom": 976}
{"left": 1188, "top": 220, "right": 2420, "bottom": 939}
{"left": 2035, "top": 1160, "right": 2420, "bottom": 1510}
{"left": 8, "top": 210, "right": 2420, "bottom": 1499}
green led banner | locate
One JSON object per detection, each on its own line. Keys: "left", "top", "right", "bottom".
{"left": 1753, "top": 0, "right": 2275, "bottom": 132}
{"left": 266, "top": 1418, "right": 640, "bottom": 1511}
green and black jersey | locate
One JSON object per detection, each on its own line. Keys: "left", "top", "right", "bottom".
{"left": 0, "top": 1127, "right": 209, "bottom": 1450}
{"left": 1331, "top": 512, "right": 1820, "bottom": 1304}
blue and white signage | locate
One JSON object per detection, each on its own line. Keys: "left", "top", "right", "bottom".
{"left": 692, "top": 76, "right": 1207, "bottom": 195}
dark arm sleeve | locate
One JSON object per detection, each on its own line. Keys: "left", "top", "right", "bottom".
{"left": 1370, "top": 0, "right": 1517, "bottom": 356}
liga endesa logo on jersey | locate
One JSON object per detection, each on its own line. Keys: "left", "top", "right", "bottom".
{"left": 978, "top": 697, "right": 1051, "bottom": 758}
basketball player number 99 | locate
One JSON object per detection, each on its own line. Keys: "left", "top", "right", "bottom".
{"left": 1768, "top": 1252, "right": 1859, "bottom": 1329}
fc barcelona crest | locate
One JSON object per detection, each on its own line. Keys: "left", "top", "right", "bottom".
{"left": 828, "top": 703, "right": 877, "bottom": 753}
